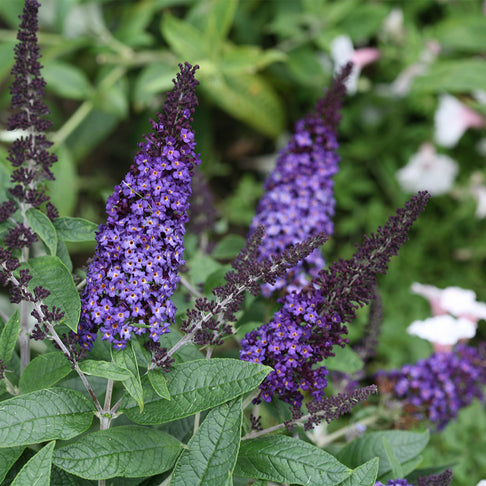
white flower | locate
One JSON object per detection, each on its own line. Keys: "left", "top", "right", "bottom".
{"left": 396, "top": 143, "right": 458, "bottom": 195}
{"left": 407, "top": 315, "right": 476, "bottom": 345}
{"left": 439, "top": 286, "right": 486, "bottom": 320}
{"left": 434, "top": 94, "right": 485, "bottom": 148}
{"left": 381, "top": 8, "right": 404, "bottom": 43}
{"left": 476, "top": 481, "right": 486, "bottom": 486}
{"left": 330, "top": 35, "right": 380, "bottom": 95}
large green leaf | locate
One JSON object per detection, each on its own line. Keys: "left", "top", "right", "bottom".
{"left": 111, "top": 341, "right": 144, "bottom": 412}
{"left": 20, "top": 256, "right": 81, "bottom": 332}
{"left": 122, "top": 359, "right": 271, "bottom": 425}
{"left": 78, "top": 359, "right": 131, "bottom": 381}
{"left": 10, "top": 441, "right": 55, "bottom": 486}
{"left": 52, "top": 426, "right": 182, "bottom": 480}
{"left": 235, "top": 435, "right": 351, "bottom": 485}
{"left": 25, "top": 208, "right": 57, "bottom": 256}
{"left": 170, "top": 398, "right": 243, "bottom": 485}
{"left": 337, "top": 430, "right": 430, "bottom": 477}
{"left": 201, "top": 72, "right": 284, "bottom": 138}
{"left": 412, "top": 59, "right": 486, "bottom": 93}
{"left": 19, "top": 352, "right": 72, "bottom": 394}
{"left": 434, "top": 16, "right": 486, "bottom": 53}
{"left": 0, "top": 310, "right": 19, "bottom": 365}
{"left": 0, "top": 388, "right": 94, "bottom": 447}
{"left": 0, "top": 446, "right": 24, "bottom": 483}
{"left": 43, "top": 60, "right": 93, "bottom": 100}
{"left": 202, "top": 0, "right": 238, "bottom": 56}
{"left": 53, "top": 217, "right": 98, "bottom": 242}
{"left": 337, "top": 458, "right": 378, "bottom": 486}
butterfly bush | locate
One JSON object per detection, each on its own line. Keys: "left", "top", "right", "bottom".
{"left": 378, "top": 344, "right": 486, "bottom": 431}
{"left": 241, "top": 192, "right": 430, "bottom": 410}
{"left": 76, "top": 63, "right": 200, "bottom": 350}
{"left": 249, "top": 64, "right": 351, "bottom": 296}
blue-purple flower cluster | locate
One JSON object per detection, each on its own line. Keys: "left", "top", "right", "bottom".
{"left": 240, "top": 289, "right": 343, "bottom": 408}
{"left": 249, "top": 66, "right": 350, "bottom": 296}
{"left": 375, "top": 480, "right": 413, "bottom": 486}
{"left": 380, "top": 344, "right": 486, "bottom": 430}
{"left": 77, "top": 63, "right": 199, "bottom": 350}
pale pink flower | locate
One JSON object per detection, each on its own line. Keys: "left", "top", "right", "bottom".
{"left": 330, "top": 35, "right": 380, "bottom": 95}
{"left": 396, "top": 142, "right": 458, "bottom": 195}
{"left": 434, "top": 94, "right": 485, "bottom": 147}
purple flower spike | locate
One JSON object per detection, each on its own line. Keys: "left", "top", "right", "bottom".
{"left": 77, "top": 63, "right": 200, "bottom": 350}
{"left": 249, "top": 64, "right": 352, "bottom": 296}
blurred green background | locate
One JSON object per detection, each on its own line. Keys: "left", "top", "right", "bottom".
{"left": 1, "top": 1, "right": 485, "bottom": 484}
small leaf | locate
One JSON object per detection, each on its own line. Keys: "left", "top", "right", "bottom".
{"left": 19, "top": 352, "right": 72, "bottom": 393}
{"left": 78, "top": 360, "right": 131, "bottom": 381}
{"left": 25, "top": 208, "right": 57, "bottom": 256}
{"left": 382, "top": 436, "right": 403, "bottom": 479}
{"left": 112, "top": 341, "right": 144, "bottom": 412}
{"left": 337, "top": 457, "right": 379, "bottom": 486}
{"left": 325, "top": 346, "right": 364, "bottom": 374}
{"left": 52, "top": 426, "right": 182, "bottom": 480}
{"left": 337, "top": 430, "right": 430, "bottom": 477}
{"left": 53, "top": 217, "right": 98, "bottom": 242}
{"left": 235, "top": 436, "right": 351, "bottom": 485}
{"left": 10, "top": 441, "right": 55, "bottom": 486}
{"left": 133, "top": 62, "right": 177, "bottom": 108}
{"left": 203, "top": 0, "right": 238, "bottom": 54}
{"left": 122, "top": 359, "right": 271, "bottom": 425}
{"left": 170, "top": 398, "right": 243, "bottom": 485}
{"left": 0, "top": 388, "right": 94, "bottom": 447}
{"left": 211, "top": 234, "right": 246, "bottom": 260}
{"left": 148, "top": 369, "right": 170, "bottom": 399}
{"left": 20, "top": 256, "right": 81, "bottom": 332}
{"left": 0, "top": 310, "right": 20, "bottom": 364}
{"left": 0, "top": 447, "right": 24, "bottom": 483}
{"left": 43, "top": 60, "right": 93, "bottom": 100}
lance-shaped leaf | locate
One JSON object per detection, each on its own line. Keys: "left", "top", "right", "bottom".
{"left": 111, "top": 341, "right": 144, "bottom": 412}
{"left": 337, "top": 430, "right": 430, "bottom": 478}
{"left": 170, "top": 398, "right": 243, "bottom": 485}
{"left": 0, "top": 388, "right": 94, "bottom": 447}
{"left": 337, "top": 458, "right": 378, "bottom": 486}
{"left": 148, "top": 368, "right": 170, "bottom": 399}
{"left": 122, "top": 359, "right": 271, "bottom": 425}
{"left": 25, "top": 208, "right": 57, "bottom": 256}
{"left": 19, "top": 256, "right": 81, "bottom": 332}
{"left": 10, "top": 441, "right": 55, "bottom": 486}
{"left": 0, "top": 310, "right": 20, "bottom": 365}
{"left": 52, "top": 426, "right": 182, "bottom": 480}
{"left": 78, "top": 360, "right": 131, "bottom": 381}
{"left": 53, "top": 217, "right": 98, "bottom": 242}
{"left": 19, "top": 352, "right": 72, "bottom": 393}
{"left": 235, "top": 435, "right": 352, "bottom": 486}
{"left": 0, "top": 447, "right": 24, "bottom": 483}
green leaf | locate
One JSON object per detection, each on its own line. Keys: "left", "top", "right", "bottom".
{"left": 10, "top": 441, "right": 55, "bottom": 486}
{"left": 337, "top": 430, "right": 430, "bottom": 477}
{"left": 382, "top": 436, "right": 403, "bottom": 479}
{"left": 170, "top": 398, "right": 243, "bottom": 485}
{"left": 158, "top": 329, "right": 204, "bottom": 364}
{"left": 43, "top": 60, "right": 93, "bottom": 100}
{"left": 0, "top": 388, "right": 94, "bottom": 447}
{"left": 133, "top": 62, "right": 178, "bottom": 108}
{"left": 53, "top": 217, "right": 98, "bottom": 242}
{"left": 235, "top": 436, "right": 351, "bottom": 485}
{"left": 0, "top": 310, "right": 20, "bottom": 365}
{"left": 20, "top": 256, "right": 81, "bottom": 332}
{"left": 211, "top": 234, "right": 246, "bottom": 260}
{"left": 78, "top": 360, "right": 131, "bottom": 381}
{"left": 378, "top": 455, "right": 423, "bottom": 484}
{"left": 161, "top": 14, "right": 209, "bottom": 63}
{"left": 55, "top": 240, "right": 73, "bottom": 273}
{"left": 25, "top": 208, "right": 58, "bottom": 256}
{"left": 434, "top": 15, "right": 486, "bottom": 53}
{"left": 325, "top": 346, "right": 364, "bottom": 374}
{"left": 52, "top": 426, "right": 182, "bottom": 480}
{"left": 122, "top": 359, "right": 271, "bottom": 425}
{"left": 337, "top": 457, "right": 378, "bottom": 486}
{"left": 202, "top": 73, "right": 284, "bottom": 138}
{"left": 220, "top": 45, "right": 286, "bottom": 76}
{"left": 203, "top": 265, "right": 231, "bottom": 295}
{"left": 203, "top": 0, "right": 238, "bottom": 55}
{"left": 412, "top": 59, "right": 486, "bottom": 93}
{"left": 0, "top": 447, "right": 24, "bottom": 483}
{"left": 147, "top": 369, "right": 170, "bottom": 399}
{"left": 111, "top": 341, "right": 144, "bottom": 412}
{"left": 19, "top": 352, "right": 72, "bottom": 394}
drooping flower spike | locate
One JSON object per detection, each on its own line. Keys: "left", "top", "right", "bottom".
{"left": 77, "top": 63, "right": 200, "bottom": 350}
{"left": 249, "top": 63, "right": 352, "bottom": 297}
